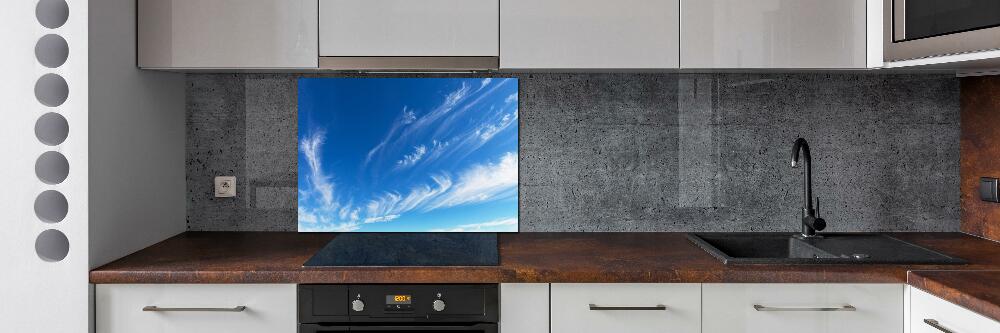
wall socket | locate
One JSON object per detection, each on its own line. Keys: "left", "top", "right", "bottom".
{"left": 215, "top": 176, "right": 236, "bottom": 198}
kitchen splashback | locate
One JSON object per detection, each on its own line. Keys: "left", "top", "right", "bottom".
{"left": 186, "top": 73, "right": 960, "bottom": 232}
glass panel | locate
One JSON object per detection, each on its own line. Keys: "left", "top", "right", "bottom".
{"left": 905, "top": 0, "right": 1000, "bottom": 40}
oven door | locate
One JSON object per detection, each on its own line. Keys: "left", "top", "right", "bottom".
{"left": 300, "top": 323, "right": 498, "bottom": 333}
{"left": 885, "top": 0, "right": 1000, "bottom": 61}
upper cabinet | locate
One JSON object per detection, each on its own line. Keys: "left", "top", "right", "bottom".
{"left": 134, "top": 0, "right": 887, "bottom": 70}
{"left": 318, "top": 0, "right": 499, "bottom": 70}
{"left": 680, "top": 0, "right": 872, "bottom": 69}
{"left": 137, "top": 0, "right": 318, "bottom": 69}
{"left": 500, "top": 0, "right": 680, "bottom": 69}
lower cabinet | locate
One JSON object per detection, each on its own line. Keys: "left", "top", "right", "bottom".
{"left": 500, "top": 283, "right": 549, "bottom": 333}
{"left": 702, "top": 283, "right": 904, "bottom": 333}
{"left": 550, "top": 283, "right": 702, "bottom": 333}
{"left": 910, "top": 286, "right": 1000, "bottom": 333}
{"left": 96, "top": 284, "right": 297, "bottom": 333}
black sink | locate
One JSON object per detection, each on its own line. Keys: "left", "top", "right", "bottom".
{"left": 687, "top": 233, "right": 966, "bottom": 265}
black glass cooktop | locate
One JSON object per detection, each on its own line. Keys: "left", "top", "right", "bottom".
{"left": 303, "top": 233, "right": 500, "bottom": 267}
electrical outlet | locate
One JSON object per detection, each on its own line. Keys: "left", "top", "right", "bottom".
{"left": 215, "top": 176, "right": 236, "bottom": 198}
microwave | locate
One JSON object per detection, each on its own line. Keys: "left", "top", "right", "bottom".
{"left": 884, "top": 0, "right": 1000, "bottom": 62}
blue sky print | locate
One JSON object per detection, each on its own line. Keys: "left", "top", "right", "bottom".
{"left": 297, "top": 78, "right": 519, "bottom": 232}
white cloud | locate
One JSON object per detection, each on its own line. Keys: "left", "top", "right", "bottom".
{"left": 338, "top": 204, "right": 361, "bottom": 222}
{"left": 402, "top": 106, "right": 416, "bottom": 124}
{"left": 365, "top": 82, "right": 472, "bottom": 167}
{"left": 395, "top": 175, "right": 452, "bottom": 213}
{"left": 431, "top": 218, "right": 518, "bottom": 232}
{"left": 367, "top": 192, "right": 402, "bottom": 218}
{"left": 443, "top": 82, "right": 470, "bottom": 110}
{"left": 476, "top": 112, "right": 516, "bottom": 142}
{"left": 364, "top": 107, "right": 417, "bottom": 166}
{"left": 355, "top": 152, "right": 516, "bottom": 224}
{"left": 364, "top": 214, "right": 401, "bottom": 223}
{"left": 298, "top": 207, "right": 319, "bottom": 224}
{"left": 505, "top": 93, "right": 518, "bottom": 104}
{"left": 428, "top": 152, "right": 518, "bottom": 209}
{"left": 396, "top": 145, "right": 427, "bottom": 168}
{"left": 299, "top": 221, "right": 361, "bottom": 232}
{"left": 300, "top": 131, "right": 336, "bottom": 209}
{"left": 479, "top": 78, "right": 492, "bottom": 91}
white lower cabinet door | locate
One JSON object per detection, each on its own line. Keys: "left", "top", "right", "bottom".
{"left": 96, "top": 284, "right": 297, "bottom": 333}
{"left": 550, "top": 283, "right": 701, "bottom": 333}
{"left": 910, "top": 287, "right": 1000, "bottom": 333}
{"left": 702, "top": 283, "right": 904, "bottom": 333}
{"left": 500, "top": 283, "right": 549, "bottom": 333}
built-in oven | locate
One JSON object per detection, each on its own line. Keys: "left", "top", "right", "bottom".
{"left": 298, "top": 284, "right": 498, "bottom": 333}
{"left": 885, "top": 0, "right": 1000, "bottom": 61}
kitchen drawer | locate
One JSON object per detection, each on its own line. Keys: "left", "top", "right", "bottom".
{"left": 703, "top": 283, "right": 903, "bottom": 333}
{"left": 96, "top": 284, "right": 297, "bottom": 333}
{"left": 550, "top": 283, "right": 701, "bottom": 333}
{"left": 910, "top": 287, "right": 1000, "bottom": 333}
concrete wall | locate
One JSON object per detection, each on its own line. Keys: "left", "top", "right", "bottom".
{"left": 186, "top": 73, "right": 960, "bottom": 232}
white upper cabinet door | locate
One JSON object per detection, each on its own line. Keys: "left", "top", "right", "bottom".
{"left": 138, "top": 0, "right": 318, "bottom": 69}
{"left": 551, "top": 283, "right": 701, "bottom": 333}
{"left": 702, "top": 283, "right": 904, "bottom": 333}
{"left": 680, "top": 0, "right": 868, "bottom": 68}
{"left": 319, "top": 0, "right": 500, "bottom": 57}
{"left": 501, "top": 0, "right": 680, "bottom": 69}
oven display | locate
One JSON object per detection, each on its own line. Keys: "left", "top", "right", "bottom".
{"left": 385, "top": 295, "right": 414, "bottom": 311}
{"left": 386, "top": 295, "right": 412, "bottom": 304}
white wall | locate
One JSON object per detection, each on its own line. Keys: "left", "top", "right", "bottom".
{"left": 0, "top": 0, "right": 90, "bottom": 331}
{"left": 0, "top": 0, "right": 184, "bottom": 331}
{"left": 88, "top": 0, "right": 186, "bottom": 269}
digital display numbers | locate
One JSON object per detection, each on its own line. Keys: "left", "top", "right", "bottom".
{"left": 386, "top": 295, "right": 412, "bottom": 305}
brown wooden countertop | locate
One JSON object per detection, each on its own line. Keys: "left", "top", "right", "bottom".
{"left": 908, "top": 270, "right": 1000, "bottom": 322}
{"left": 90, "top": 232, "right": 1000, "bottom": 285}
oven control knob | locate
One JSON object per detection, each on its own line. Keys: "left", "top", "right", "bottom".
{"left": 432, "top": 299, "right": 446, "bottom": 312}
{"left": 351, "top": 299, "right": 365, "bottom": 312}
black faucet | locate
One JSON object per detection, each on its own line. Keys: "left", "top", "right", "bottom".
{"left": 791, "top": 138, "right": 826, "bottom": 238}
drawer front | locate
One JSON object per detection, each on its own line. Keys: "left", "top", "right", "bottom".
{"left": 551, "top": 283, "right": 701, "bottom": 333}
{"left": 910, "top": 287, "right": 1000, "bottom": 333}
{"left": 96, "top": 284, "right": 297, "bottom": 333}
{"left": 703, "top": 283, "right": 903, "bottom": 333}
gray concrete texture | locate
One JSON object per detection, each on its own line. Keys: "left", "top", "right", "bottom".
{"left": 186, "top": 73, "right": 960, "bottom": 232}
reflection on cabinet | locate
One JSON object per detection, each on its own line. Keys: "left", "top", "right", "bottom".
{"left": 702, "top": 283, "right": 903, "bottom": 333}
{"left": 680, "top": 0, "right": 869, "bottom": 68}
{"left": 137, "top": 0, "right": 318, "bottom": 69}
{"left": 500, "top": 0, "right": 680, "bottom": 69}
{"left": 550, "top": 283, "right": 701, "bottom": 333}
{"left": 909, "top": 287, "right": 1000, "bottom": 333}
{"left": 96, "top": 284, "right": 297, "bottom": 333}
{"left": 319, "top": 0, "right": 499, "bottom": 57}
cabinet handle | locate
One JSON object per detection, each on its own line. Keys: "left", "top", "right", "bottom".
{"left": 142, "top": 306, "right": 247, "bottom": 312}
{"left": 588, "top": 304, "right": 667, "bottom": 311}
{"left": 923, "top": 319, "right": 955, "bottom": 333}
{"left": 753, "top": 304, "right": 856, "bottom": 312}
